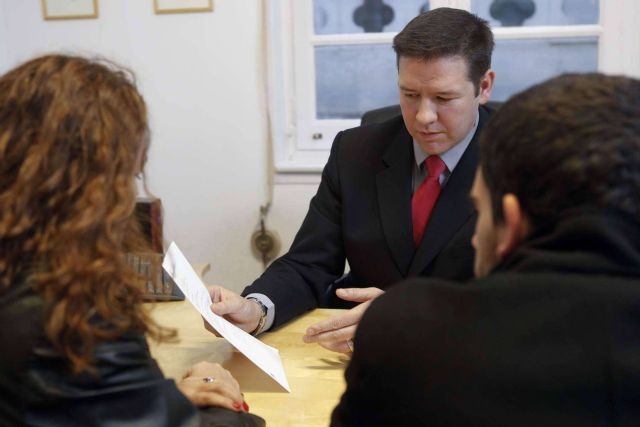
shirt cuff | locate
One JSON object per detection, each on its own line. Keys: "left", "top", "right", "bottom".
{"left": 245, "top": 293, "right": 275, "bottom": 334}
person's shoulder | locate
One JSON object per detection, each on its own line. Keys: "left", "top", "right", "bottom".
{"left": 360, "top": 105, "right": 402, "bottom": 126}
{"left": 359, "top": 278, "right": 463, "bottom": 337}
{"left": 338, "top": 115, "right": 407, "bottom": 147}
{"left": 478, "top": 101, "right": 502, "bottom": 124}
{"left": 482, "top": 100, "right": 502, "bottom": 114}
{"left": 359, "top": 275, "right": 521, "bottom": 339}
{"left": 378, "top": 276, "right": 458, "bottom": 303}
{"left": 329, "top": 115, "right": 408, "bottom": 169}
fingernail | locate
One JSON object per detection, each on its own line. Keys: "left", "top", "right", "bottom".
{"left": 233, "top": 403, "right": 242, "bottom": 411}
{"left": 242, "top": 401, "right": 249, "bottom": 412}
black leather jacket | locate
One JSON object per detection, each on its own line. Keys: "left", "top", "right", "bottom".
{"left": 0, "top": 280, "right": 264, "bottom": 427}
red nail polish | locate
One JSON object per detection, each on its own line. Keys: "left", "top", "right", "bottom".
{"left": 242, "top": 401, "right": 249, "bottom": 412}
{"left": 233, "top": 403, "right": 242, "bottom": 410}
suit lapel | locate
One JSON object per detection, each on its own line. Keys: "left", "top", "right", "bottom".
{"left": 407, "top": 106, "right": 491, "bottom": 276}
{"left": 376, "top": 126, "right": 415, "bottom": 276}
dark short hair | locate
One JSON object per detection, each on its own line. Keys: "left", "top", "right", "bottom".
{"left": 393, "top": 7, "right": 494, "bottom": 93}
{"left": 480, "top": 73, "right": 640, "bottom": 230}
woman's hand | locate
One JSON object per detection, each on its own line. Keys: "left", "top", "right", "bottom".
{"left": 177, "top": 361, "right": 246, "bottom": 412}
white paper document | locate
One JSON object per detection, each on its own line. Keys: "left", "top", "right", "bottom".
{"left": 162, "top": 242, "right": 291, "bottom": 392}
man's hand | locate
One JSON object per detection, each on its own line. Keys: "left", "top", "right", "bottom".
{"left": 205, "top": 285, "right": 263, "bottom": 334}
{"left": 302, "top": 287, "right": 384, "bottom": 353}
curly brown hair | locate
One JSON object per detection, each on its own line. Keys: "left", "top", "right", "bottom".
{"left": 0, "top": 54, "right": 173, "bottom": 373}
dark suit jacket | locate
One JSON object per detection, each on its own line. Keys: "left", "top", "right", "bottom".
{"left": 243, "top": 106, "right": 493, "bottom": 328}
{"left": 332, "top": 212, "right": 640, "bottom": 426}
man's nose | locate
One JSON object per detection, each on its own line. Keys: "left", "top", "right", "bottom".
{"left": 416, "top": 100, "right": 437, "bottom": 125}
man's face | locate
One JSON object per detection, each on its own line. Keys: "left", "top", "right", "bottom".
{"left": 470, "top": 170, "right": 501, "bottom": 278}
{"left": 398, "top": 55, "right": 492, "bottom": 155}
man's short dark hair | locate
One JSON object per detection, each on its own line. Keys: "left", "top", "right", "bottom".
{"left": 480, "top": 73, "right": 640, "bottom": 230}
{"left": 393, "top": 7, "right": 494, "bottom": 93}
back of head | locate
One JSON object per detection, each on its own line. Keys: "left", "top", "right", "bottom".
{"left": 393, "top": 7, "right": 494, "bottom": 92}
{"left": 0, "top": 54, "right": 161, "bottom": 372}
{"left": 480, "top": 73, "right": 640, "bottom": 230}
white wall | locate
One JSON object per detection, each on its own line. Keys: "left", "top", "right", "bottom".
{"left": 270, "top": 176, "right": 320, "bottom": 256}
{"left": 0, "top": 0, "right": 314, "bottom": 292}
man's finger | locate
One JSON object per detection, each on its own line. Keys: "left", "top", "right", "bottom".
{"left": 336, "top": 287, "right": 384, "bottom": 303}
{"left": 304, "top": 310, "right": 360, "bottom": 337}
{"left": 211, "top": 300, "right": 234, "bottom": 315}
{"left": 303, "top": 324, "right": 356, "bottom": 346}
{"left": 322, "top": 340, "right": 352, "bottom": 354}
{"left": 315, "top": 325, "right": 356, "bottom": 353}
{"left": 207, "top": 285, "right": 222, "bottom": 303}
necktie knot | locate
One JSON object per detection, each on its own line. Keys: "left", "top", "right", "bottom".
{"left": 425, "top": 155, "right": 446, "bottom": 179}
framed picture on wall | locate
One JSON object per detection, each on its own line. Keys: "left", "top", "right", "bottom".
{"left": 154, "top": 0, "right": 213, "bottom": 14}
{"left": 41, "top": 0, "right": 98, "bottom": 20}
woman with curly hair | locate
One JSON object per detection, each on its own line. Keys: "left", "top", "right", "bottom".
{"left": 0, "top": 54, "right": 263, "bottom": 426}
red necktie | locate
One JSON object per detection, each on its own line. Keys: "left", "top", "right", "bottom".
{"left": 412, "top": 155, "right": 446, "bottom": 246}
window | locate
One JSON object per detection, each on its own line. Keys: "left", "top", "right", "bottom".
{"left": 267, "top": 0, "right": 640, "bottom": 172}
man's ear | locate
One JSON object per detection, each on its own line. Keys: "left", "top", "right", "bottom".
{"left": 478, "top": 69, "right": 495, "bottom": 105}
{"left": 496, "top": 193, "right": 530, "bottom": 259}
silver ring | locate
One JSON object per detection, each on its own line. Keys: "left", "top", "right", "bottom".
{"left": 202, "top": 376, "right": 215, "bottom": 383}
{"left": 346, "top": 338, "right": 354, "bottom": 352}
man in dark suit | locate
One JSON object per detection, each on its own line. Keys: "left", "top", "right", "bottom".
{"left": 207, "top": 8, "right": 496, "bottom": 352}
{"left": 331, "top": 73, "right": 640, "bottom": 426}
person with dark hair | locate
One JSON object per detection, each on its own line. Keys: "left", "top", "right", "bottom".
{"left": 331, "top": 73, "right": 640, "bottom": 426}
{"left": 206, "top": 7, "right": 496, "bottom": 353}
{"left": 0, "top": 54, "right": 263, "bottom": 426}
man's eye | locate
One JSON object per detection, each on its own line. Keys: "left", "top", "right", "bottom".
{"left": 437, "top": 97, "right": 452, "bottom": 102}
{"left": 404, "top": 93, "right": 418, "bottom": 99}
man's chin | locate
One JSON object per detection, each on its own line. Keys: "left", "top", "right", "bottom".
{"left": 416, "top": 138, "right": 454, "bottom": 155}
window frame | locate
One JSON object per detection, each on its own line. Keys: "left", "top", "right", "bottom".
{"left": 268, "top": 0, "right": 640, "bottom": 173}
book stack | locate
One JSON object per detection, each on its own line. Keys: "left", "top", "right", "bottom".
{"left": 128, "top": 197, "right": 184, "bottom": 301}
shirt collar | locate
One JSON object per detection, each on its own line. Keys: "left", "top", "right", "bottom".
{"left": 413, "top": 110, "right": 479, "bottom": 172}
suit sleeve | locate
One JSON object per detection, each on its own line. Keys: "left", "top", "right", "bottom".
{"left": 241, "top": 132, "right": 347, "bottom": 328}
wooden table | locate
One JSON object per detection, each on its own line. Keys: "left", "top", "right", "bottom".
{"left": 147, "top": 301, "right": 348, "bottom": 426}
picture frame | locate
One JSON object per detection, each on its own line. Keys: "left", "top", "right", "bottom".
{"left": 41, "top": 0, "right": 98, "bottom": 20}
{"left": 154, "top": 0, "right": 213, "bottom": 14}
